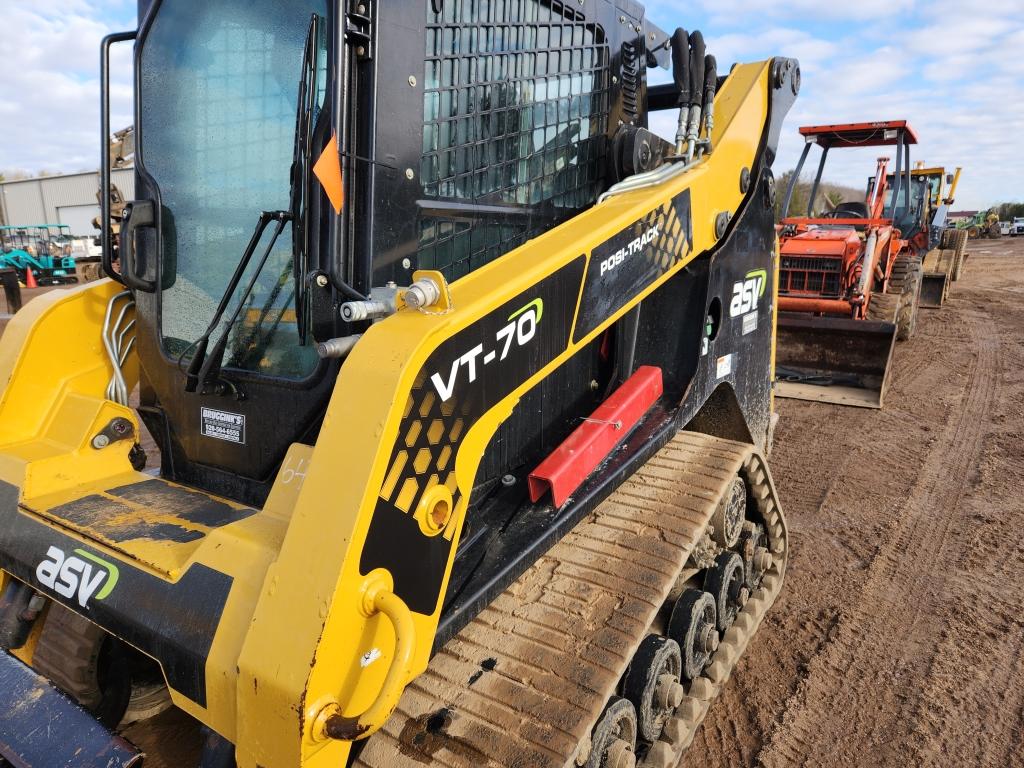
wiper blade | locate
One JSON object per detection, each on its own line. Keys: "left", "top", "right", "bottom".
{"left": 185, "top": 210, "right": 292, "bottom": 393}
{"left": 292, "top": 13, "right": 321, "bottom": 343}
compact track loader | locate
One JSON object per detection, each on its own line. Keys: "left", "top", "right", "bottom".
{"left": 0, "top": 2, "right": 798, "bottom": 766}
{"left": 775, "top": 121, "right": 924, "bottom": 409}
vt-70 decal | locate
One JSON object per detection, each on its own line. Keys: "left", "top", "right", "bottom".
{"left": 361, "top": 259, "right": 585, "bottom": 615}
{"left": 430, "top": 299, "right": 544, "bottom": 402}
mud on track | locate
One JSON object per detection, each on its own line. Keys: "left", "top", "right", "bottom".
{"left": 692, "top": 236, "right": 1024, "bottom": 767}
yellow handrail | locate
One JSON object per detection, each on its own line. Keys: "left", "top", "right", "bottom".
{"left": 313, "top": 586, "right": 416, "bottom": 741}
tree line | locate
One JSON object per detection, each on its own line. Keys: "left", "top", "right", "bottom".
{"left": 773, "top": 170, "right": 864, "bottom": 221}
{"left": 992, "top": 202, "right": 1024, "bottom": 220}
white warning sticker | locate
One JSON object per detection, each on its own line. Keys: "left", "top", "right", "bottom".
{"left": 716, "top": 353, "right": 733, "bottom": 379}
{"left": 742, "top": 310, "right": 758, "bottom": 335}
{"left": 201, "top": 407, "right": 246, "bottom": 444}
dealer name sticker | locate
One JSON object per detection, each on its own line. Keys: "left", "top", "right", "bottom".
{"left": 201, "top": 408, "right": 246, "bottom": 444}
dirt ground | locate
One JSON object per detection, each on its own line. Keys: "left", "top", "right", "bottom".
{"left": 692, "top": 234, "right": 1024, "bottom": 766}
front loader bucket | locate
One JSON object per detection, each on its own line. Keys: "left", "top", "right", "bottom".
{"left": 0, "top": 650, "right": 143, "bottom": 767}
{"left": 920, "top": 272, "right": 948, "bottom": 308}
{"left": 775, "top": 312, "right": 898, "bottom": 409}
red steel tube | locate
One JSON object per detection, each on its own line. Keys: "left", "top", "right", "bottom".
{"left": 778, "top": 296, "right": 855, "bottom": 316}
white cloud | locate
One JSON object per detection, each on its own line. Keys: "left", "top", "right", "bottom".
{"left": 646, "top": 2, "right": 1024, "bottom": 208}
{"left": 2, "top": 1, "right": 1022, "bottom": 208}
{"left": 0, "top": 2, "right": 133, "bottom": 174}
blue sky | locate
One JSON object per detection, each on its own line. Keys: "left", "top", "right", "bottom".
{"left": 1, "top": 0, "right": 1021, "bottom": 209}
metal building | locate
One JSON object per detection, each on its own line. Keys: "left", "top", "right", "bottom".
{"left": 0, "top": 168, "right": 135, "bottom": 236}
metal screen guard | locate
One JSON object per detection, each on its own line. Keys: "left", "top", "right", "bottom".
{"left": 365, "top": 0, "right": 645, "bottom": 290}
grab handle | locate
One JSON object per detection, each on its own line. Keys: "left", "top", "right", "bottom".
{"left": 314, "top": 583, "right": 416, "bottom": 741}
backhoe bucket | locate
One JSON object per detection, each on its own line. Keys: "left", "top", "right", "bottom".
{"left": 0, "top": 650, "right": 143, "bottom": 767}
{"left": 920, "top": 246, "right": 957, "bottom": 308}
{"left": 775, "top": 312, "right": 898, "bottom": 409}
{"left": 920, "top": 272, "right": 948, "bottom": 308}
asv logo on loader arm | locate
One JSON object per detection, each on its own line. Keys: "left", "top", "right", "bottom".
{"left": 430, "top": 299, "right": 543, "bottom": 402}
{"left": 729, "top": 269, "right": 767, "bottom": 317}
{"left": 36, "top": 546, "right": 119, "bottom": 608}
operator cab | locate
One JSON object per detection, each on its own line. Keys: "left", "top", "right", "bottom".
{"left": 105, "top": 0, "right": 673, "bottom": 506}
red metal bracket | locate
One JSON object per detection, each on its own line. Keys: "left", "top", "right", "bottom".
{"left": 528, "top": 366, "right": 663, "bottom": 507}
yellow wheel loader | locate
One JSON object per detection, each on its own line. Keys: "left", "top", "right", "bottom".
{"left": 0, "top": 1, "right": 797, "bottom": 766}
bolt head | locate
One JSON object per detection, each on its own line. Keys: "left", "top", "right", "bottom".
{"left": 408, "top": 75, "right": 417, "bottom": 87}
{"left": 655, "top": 674, "right": 684, "bottom": 710}
{"left": 501, "top": 474, "right": 516, "bottom": 487}
{"left": 402, "top": 257, "right": 412, "bottom": 269}
{"left": 405, "top": 168, "right": 415, "bottom": 180}
{"left": 315, "top": 274, "right": 329, "bottom": 288}
{"left": 92, "top": 434, "right": 110, "bottom": 449}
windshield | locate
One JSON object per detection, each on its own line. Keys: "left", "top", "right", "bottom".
{"left": 140, "top": 0, "right": 327, "bottom": 378}
{"left": 880, "top": 176, "right": 926, "bottom": 226}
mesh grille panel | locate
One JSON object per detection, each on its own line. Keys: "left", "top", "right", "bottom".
{"left": 419, "top": 0, "right": 611, "bottom": 279}
{"left": 780, "top": 255, "right": 842, "bottom": 297}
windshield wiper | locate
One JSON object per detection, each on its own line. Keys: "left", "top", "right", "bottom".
{"left": 184, "top": 210, "right": 292, "bottom": 393}
{"left": 184, "top": 14, "right": 321, "bottom": 394}
{"left": 291, "top": 13, "right": 320, "bottom": 344}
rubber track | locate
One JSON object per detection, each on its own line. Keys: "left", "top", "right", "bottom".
{"left": 356, "top": 431, "right": 788, "bottom": 768}
{"left": 32, "top": 602, "right": 106, "bottom": 710}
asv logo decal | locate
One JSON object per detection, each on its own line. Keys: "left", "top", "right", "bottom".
{"left": 36, "top": 546, "right": 119, "bottom": 608}
{"left": 430, "top": 299, "right": 543, "bottom": 402}
{"left": 729, "top": 269, "right": 767, "bottom": 317}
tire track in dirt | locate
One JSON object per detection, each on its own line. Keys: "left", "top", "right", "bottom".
{"left": 901, "top": 283, "right": 1024, "bottom": 766}
{"left": 754, "top": 306, "right": 998, "bottom": 766}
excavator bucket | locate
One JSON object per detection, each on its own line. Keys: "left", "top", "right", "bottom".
{"left": 775, "top": 313, "right": 898, "bottom": 409}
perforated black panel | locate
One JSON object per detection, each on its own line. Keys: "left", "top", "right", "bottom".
{"left": 418, "top": 0, "right": 611, "bottom": 279}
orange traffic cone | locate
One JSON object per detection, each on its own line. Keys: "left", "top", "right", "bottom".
{"left": 24, "top": 269, "right": 37, "bottom": 289}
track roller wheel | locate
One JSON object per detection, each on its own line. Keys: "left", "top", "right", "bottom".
{"left": 704, "top": 551, "right": 746, "bottom": 632}
{"left": 739, "top": 522, "right": 772, "bottom": 590}
{"left": 622, "top": 635, "right": 684, "bottom": 743}
{"left": 583, "top": 697, "right": 638, "bottom": 768}
{"left": 667, "top": 589, "right": 718, "bottom": 680}
{"left": 710, "top": 477, "right": 745, "bottom": 548}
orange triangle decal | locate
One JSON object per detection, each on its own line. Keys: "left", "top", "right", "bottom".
{"left": 313, "top": 134, "right": 344, "bottom": 214}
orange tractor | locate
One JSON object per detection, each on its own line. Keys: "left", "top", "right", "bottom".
{"left": 774, "top": 121, "right": 923, "bottom": 408}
